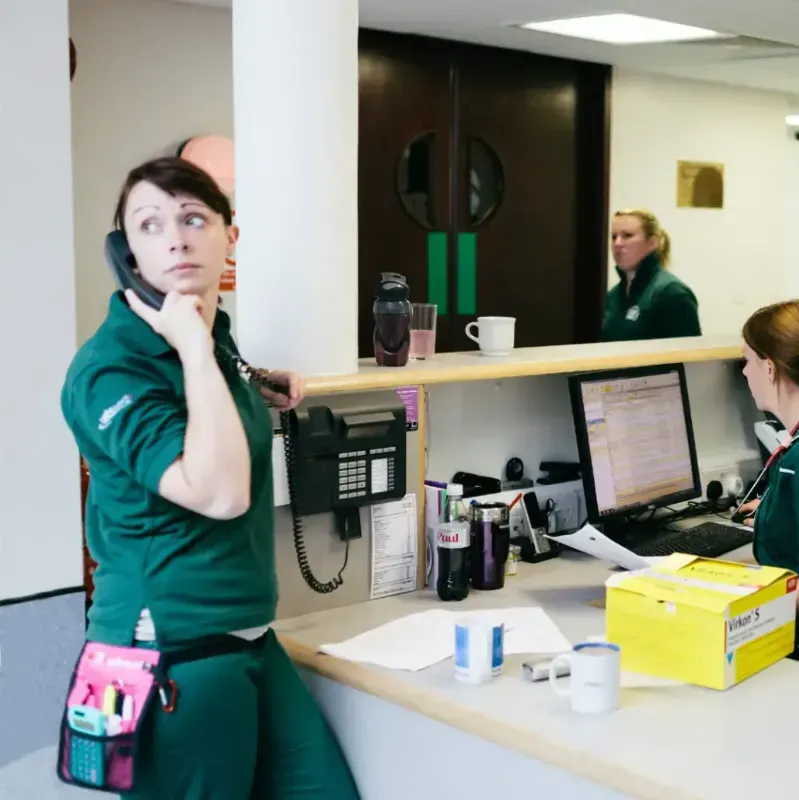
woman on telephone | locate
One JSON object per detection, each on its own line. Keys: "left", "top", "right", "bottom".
{"left": 738, "top": 301, "right": 799, "bottom": 653}
{"left": 602, "top": 209, "right": 701, "bottom": 342}
{"left": 60, "top": 157, "right": 360, "bottom": 799}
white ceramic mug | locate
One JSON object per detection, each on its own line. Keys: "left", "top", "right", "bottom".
{"left": 548, "top": 642, "right": 620, "bottom": 714}
{"left": 454, "top": 617, "right": 504, "bottom": 684}
{"left": 464, "top": 316, "right": 516, "bottom": 356}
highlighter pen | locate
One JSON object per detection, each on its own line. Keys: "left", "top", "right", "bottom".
{"left": 102, "top": 684, "right": 118, "bottom": 717}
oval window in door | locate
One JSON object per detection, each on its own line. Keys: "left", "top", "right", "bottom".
{"left": 467, "top": 137, "right": 504, "bottom": 228}
{"left": 396, "top": 132, "right": 436, "bottom": 229}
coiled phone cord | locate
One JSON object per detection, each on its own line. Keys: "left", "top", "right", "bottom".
{"left": 215, "top": 344, "right": 348, "bottom": 594}
{"left": 280, "top": 411, "right": 349, "bottom": 594}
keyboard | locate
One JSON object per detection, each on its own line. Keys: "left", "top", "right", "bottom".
{"left": 631, "top": 521, "right": 754, "bottom": 559}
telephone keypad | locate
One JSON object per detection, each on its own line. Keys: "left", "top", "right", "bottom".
{"left": 336, "top": 450, "right": 399, "bottom": 500}
{"left": 337, "top": 451, "right": 370, "bottom": 500}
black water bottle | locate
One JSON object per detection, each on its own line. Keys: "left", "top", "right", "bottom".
{"left": 373, "top": 272, "right": 411, "bottom": 367}
{"left": 436, "top": 483, "right": 470, "bottom": 602}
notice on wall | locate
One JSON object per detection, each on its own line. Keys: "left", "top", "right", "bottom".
{"left": 676, "top": 160, "right": 724, "bottom": 209}
{"left": 370, "top": 494, "right": 418, "bottom": 600}
{"left": 395, "top": 386, "right": 419, "bottom": 432}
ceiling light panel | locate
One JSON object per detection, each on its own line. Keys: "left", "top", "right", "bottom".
{"left": 519, "top": 13, "right": 728, "bottom": 46}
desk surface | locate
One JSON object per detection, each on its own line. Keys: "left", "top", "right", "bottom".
{"left": 304, "top": 335, "right": 742, "bottom": 396}
{"left": 275, "top": 545, "right": 796, "bottom": 800}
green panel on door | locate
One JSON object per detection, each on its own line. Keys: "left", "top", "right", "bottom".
{"left": 457, "top": 233, "right": 477, "bottom": 316}
{"left": 427, "top": 232, "right": 448, "bottom": 315}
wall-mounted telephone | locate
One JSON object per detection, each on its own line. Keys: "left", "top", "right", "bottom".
{"left": 281, "top": 403, "right": 407, "bottom": 593}
{"left": 104, "top": 229, "right": 409, "bottom": 596}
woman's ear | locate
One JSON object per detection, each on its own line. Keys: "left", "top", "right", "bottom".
{"left": 767, "top": 358, "right": 777, "bottom": 384}
{"left": 226, "top": 224, "right": 239, "bottom": 257}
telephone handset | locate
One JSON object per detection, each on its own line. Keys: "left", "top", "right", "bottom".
{"left": 105, "top": 231, "right": 167, "bottom": 311}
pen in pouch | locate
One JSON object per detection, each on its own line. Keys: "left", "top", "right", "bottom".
{"left": 122, "top": 694, "right": 134, "bottom": 724}
{"left": 102, "top": 684, "right": 118, "bottom": 717}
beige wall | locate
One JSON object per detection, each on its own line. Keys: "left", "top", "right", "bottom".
{"left": 609, "top": 69, "right": 797, "bottom": 335}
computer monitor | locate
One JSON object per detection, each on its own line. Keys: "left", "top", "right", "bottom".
{"left": 569, "top": 363, "right": 702, "bottom": 525}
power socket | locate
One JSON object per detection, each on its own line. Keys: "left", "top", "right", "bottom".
{"left": 698, "top": 452, "right": 761, "bottom": 501}
{"left": 554, "top": 493, "right": 580, "bottom": 531}
{"left": 547, "top": 489, "right": 580, "bottom": 532}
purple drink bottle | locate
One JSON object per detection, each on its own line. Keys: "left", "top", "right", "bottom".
{"left": 373, "top": 272, "right": 411, "bottom": 367}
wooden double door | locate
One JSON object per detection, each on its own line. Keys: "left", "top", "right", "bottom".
{"left": 358, "top": 30, "right": 611, "bottom": 356}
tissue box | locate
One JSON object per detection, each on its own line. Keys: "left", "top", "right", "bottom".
{"left": 605, "top": 553, "right": 797, "bottom": 690}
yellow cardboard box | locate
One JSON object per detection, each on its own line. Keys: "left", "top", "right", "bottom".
{"left": 605, "top": 553, "right": 797, "bottom": 689}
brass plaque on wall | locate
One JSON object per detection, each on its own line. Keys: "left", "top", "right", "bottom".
{"left": 676, "top": 160, "right": 724, "bottom": 209}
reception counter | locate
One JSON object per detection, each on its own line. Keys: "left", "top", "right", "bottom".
{"left": 303, "top": 335, "right": 743, "bottom": 395}
{"left": 274, "top": 545, "right": 795, "bottom": 800}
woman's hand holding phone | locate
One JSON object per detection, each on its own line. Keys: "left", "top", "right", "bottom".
{"left": 126, "top": 289, "right": 212, "bottom": 363}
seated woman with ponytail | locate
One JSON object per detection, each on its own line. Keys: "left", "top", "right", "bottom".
{"left": 739, "top": 301, "right": 799, "bottom": 657}
{"left": 602, "top": 208, "right": 701, "bottom": 342}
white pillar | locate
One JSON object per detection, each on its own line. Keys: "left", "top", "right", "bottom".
{"left": 0, "top": 0, "right": 82, "bottom": 600}
{"left": 232, "top": 1, "right": 359, "bottom": 377}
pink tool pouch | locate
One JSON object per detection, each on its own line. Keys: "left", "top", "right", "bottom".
{"left": 56, "top": 641, "right": 167, "bottom": 794}
{"left": 56, "top": 634, "right": 262, "bottom": 794}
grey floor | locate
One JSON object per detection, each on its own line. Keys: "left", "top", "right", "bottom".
{"left": 0, "top": 747, "right": 97, "bottom": 799}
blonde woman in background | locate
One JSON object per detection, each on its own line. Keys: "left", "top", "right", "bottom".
{"left": 601, "top": 209, "right": 701, "bottom": 342}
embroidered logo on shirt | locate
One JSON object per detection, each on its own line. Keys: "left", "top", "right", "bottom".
{"left": 98, "top": 394, "right": 133, "bottom": 431}
{"left": 625, "top": 305, "right": 640, "bottom": 322}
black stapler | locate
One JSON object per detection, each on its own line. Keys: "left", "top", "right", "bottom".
{"left": 537, "top": 461, "right": 581, "bottom": 485}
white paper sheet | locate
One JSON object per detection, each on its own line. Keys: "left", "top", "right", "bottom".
{"left": 319, "top": 606, "right": 572, "bottom": 671}
{"left": 320, "top": 610, "right": 455, "bottom": 671}
{"left": 370, "top": 494, "right": 418, "bottom": 600}
{"left": 548, "top": 523, "right": 651, "bottom": 571}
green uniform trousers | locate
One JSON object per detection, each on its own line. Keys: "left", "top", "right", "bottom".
{"left": 128, "top": 629, "right": 360, "bottom": 799}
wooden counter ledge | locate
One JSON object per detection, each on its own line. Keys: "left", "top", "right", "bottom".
{"left": 304, "top": 336, "right": 742, "bottom": 396}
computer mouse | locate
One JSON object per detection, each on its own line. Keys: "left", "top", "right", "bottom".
{"left": 730, "top": 511, "right": 753, "bottom": 525}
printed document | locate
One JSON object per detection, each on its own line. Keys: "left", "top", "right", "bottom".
{"left": 370, "top": 494, "right": 418, "bottom": 600}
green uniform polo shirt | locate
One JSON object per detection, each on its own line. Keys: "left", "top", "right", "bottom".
{"left": 61, "top": 292, "right": 277, "bottom": 647}
{"left": 601, "top": 253, "right": 701, "bottom": 342}
{"left": 754, "top": 439, "right": 799, "bottom": 576}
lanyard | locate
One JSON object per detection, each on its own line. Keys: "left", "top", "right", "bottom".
{"left": 734, "top": 419, "right": 799, "bottom": 515}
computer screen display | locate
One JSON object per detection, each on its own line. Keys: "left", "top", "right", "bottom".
{"left": 569, "top": 364, "right": 701, "bottom": 521}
